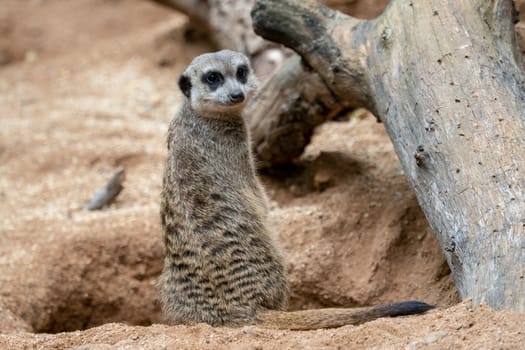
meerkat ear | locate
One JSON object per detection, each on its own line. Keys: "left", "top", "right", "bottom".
{"left": 178, "top": 75, "right": 192, "bottom": 98}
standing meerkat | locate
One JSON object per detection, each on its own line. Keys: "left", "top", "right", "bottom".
{"left": 159, "top": 50, "right": 433, "bottom": 330}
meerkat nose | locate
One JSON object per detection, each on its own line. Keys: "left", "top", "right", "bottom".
{"left": 229, "top": 90, "right": 245, "bottom": 103}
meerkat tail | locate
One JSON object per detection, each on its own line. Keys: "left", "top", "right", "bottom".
{"left": 257, "top": 301, "right": 434, "bottom": 330}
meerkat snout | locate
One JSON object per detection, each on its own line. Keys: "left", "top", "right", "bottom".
{"left": 229, "top": 90, "right": 245, "bottom": 103}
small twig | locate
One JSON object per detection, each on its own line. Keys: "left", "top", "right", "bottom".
{"left": 84, "top": 167, "right": 125, "bottom": 210}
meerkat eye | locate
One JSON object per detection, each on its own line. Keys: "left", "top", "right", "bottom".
{"left": 202, "top": 71, "right": 223, "bottom": 88}
{"left": 236, "top": 65, "right": 249, "bottom": 83}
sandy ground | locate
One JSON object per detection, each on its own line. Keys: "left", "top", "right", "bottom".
{"left": 1, "top": 0, "right": 524, "bottom": 349}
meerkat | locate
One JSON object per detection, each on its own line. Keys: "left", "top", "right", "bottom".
{"left": 159, "top": 50, "right": 433, "bottom": 330}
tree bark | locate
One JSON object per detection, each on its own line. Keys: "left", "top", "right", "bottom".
{"left": 245, "top": 55, "right": 351, "bottom": 167}
{"left": 252, "top": 0, "right": 525, "bottom": 311}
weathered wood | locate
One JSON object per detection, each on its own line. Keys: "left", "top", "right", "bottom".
{"left": 246, "top": 55, "right": 350, "bottom": 168}
{"left": 253, "top": 0, "right": 525, "bottom": 311}
{"left": 252, "top": 1, "right": 371, "bottom": 109}
{"left": 322, "top": 0, "right": 388, "bottom": 19}
{"left": 84, "top": 167, "right": 125, "bottom": 210}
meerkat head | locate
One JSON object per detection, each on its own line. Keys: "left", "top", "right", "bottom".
{"left": 178, "top": 50, "right": 258, "bottom": 118}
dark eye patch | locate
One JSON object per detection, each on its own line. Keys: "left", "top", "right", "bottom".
{"left": 178, "top": 75, "right": 192, "bottom": 98}
{"left": 202, "top": 71, "right": 224, "bottom": 89}
{"left": 236, "top": 64, "right": 249, "bottom": 83}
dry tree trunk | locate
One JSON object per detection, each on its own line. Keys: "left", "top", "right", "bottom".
{"left": 252, "top": 0, "right": 525, "bottom": 311}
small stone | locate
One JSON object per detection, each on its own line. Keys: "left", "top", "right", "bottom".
{"left": 313, "top": 170, "right": 333, "bottom": 191}
{"left": 423, "top": 331, "right": 448, "bottom": 344}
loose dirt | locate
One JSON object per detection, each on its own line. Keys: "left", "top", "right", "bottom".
{"left": 1, "top": 0, "right": 524, "bottom": 349}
